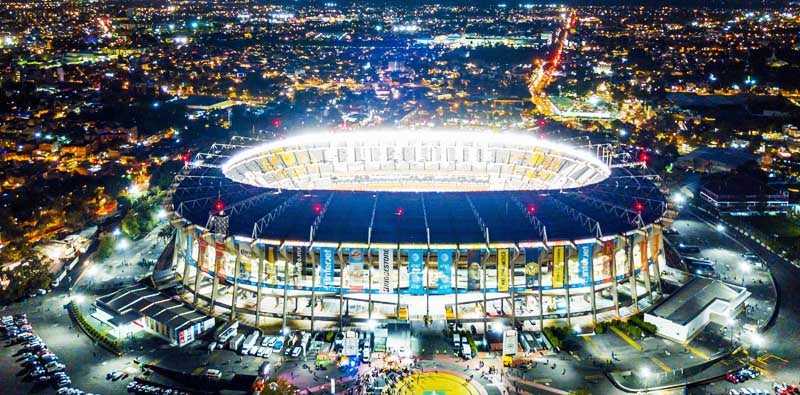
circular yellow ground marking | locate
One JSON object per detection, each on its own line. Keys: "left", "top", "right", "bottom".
{"left": 394, "top": 371, "right": 481, "bottom": 395}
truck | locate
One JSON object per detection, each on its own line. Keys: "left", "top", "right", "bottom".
{"left": 241, "top": 332, "right": 259, "bottom": 355}
{"left": 229, "top": 333, "right": 245, "bottom": 352}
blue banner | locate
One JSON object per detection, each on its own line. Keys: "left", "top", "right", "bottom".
{"left": 408, "top": 249, "right": 425, "bottom": 295}
{"left": 578, "top": 243, "right": 593, "bottom": 284}
{"left": 319, "top": 247, "right": 336, "bottom": 287}
{"left": 437, "top": 250, "right": 453, "bottom": 291}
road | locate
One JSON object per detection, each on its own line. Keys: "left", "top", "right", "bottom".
{"left": 689, "top": 206, "right": 800, "bottom": 394}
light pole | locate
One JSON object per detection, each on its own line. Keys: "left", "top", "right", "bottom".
{"left": 739, "top": 262, "right": 750, "bottom": 286}
{"left": 727, "top": 318, "right": 737, "bottom": 347}
{"left": 117, "top": 238, "right": 130, "bottom": 267}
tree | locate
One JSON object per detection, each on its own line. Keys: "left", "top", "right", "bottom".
{"left": 121, "top": 212, "right": 142, "bottom": 239}
{"left": 96, "top": 232, "right": 116, "bottom": 261}
{"left": 0, "top": 256, "right": 51, "bottom": 302}
{"left": 157, "top": 225, "right": 175, "bottom": 244}
{"left": 261, "top": 377, "right": 297, "bottom": 395}
{"left": 149, "top": 160, "right": 184, "bottom": 191}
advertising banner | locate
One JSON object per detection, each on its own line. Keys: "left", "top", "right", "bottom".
{"left": 552, "top": 245, "right": 565, "bottom": 288}
{"left": 238, "top": 242, "right": 255, "bottom": 280}
{"left": 639, "top": 238, "right": 648, "bottom": 272}
{"left": 467, "top": 250, "right": 481, "bottom": 291}
{"left": 652, "top": 232, "right": 661, "bottom": 263}
{"left": 198, "top": 237, "right": 209, "bottom": 273}
{"left": 437, "top": 250, "right": 453, "bottom": 291}
{"left": 408, "top": 250, "right": 425, "bottom": 295}
{"left": 497, "top": 248, "right": 510, "bottom": 292}
{"left": 292, "top": 246, "right": 308, "bottom": 278}
{"left": 524, "top": 248, "right": 540, "bottom": 289}
{"left": 577, "top": 244, "right": 593, "bottom": 284}
{"left": 380, "top": 249, "right": 393, "bottom": 293}
{"left": 265, "top": 246, "right": 277, "bottom": 284}
{"left": 602, "top": 240, "right": 614, "bottom": 278}
{"left": 319, "top": 247, "right": 336, "bottom": 287}
{"left": 348, "top": 248, "right": 365, "bottom": 292}
{"left": 215, "top": 241, "right": 226, "bottom": 280}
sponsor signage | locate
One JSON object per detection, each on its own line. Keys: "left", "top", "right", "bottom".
{"left": 293, "top": 246, "right": 308, "bottom": 278}
{"left": 214, "top": 241, "right": 226, "bottom": 279}
{"left": 602, "top": 240, "right": 614, "bottom": 278}
{"left": 408, "top": 249, "right": 424, "bottom": 295}
{"left": 639, "top": 238, "right": 648, "bottom": 272}
{"left": 552, "top": 245, "right": 565, "bottom": 288}
{"left": 348, "top": 248, "right": 365, "bottom": 292}
{"left": 198, "top": 237, "right": 209, "bottom": 273}
{"left": 380, "top": 249, "right": 393, "bottom": 293}
{"left": 497, "top": 248, "right": 509, "bottom": 292}
{"left": 265, "top": 246, "right": 277, "bottom": 284}
{"left": 437, "top": 250, "right": 453, "bottom": 291}
{"left": 319, "top": 247, "right": 336, "bottom": 287}
{"left": 652, "top": 232, "right": 661, "bottom": 263}
{"left": 577, "top": 244, "right": 593, "bottom": 284}
{"left": 467, "top": 250, "right": 481, "bottom": 291}
{"left": 524, "top": 248, "right": 539, "bottom": 288}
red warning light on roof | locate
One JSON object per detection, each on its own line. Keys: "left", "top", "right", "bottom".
{"left": 181, "top": 153, "right": 191, "bottom": 162}
{"left": 527, "top": 204, "right": 536, "bottom": 214}
{"left": 395, "top": 207, "right": 404, "bottom": 216}
{"left": 272, "top": 118, "right": 282, "bottom": 128}
{"left": 633, "top": 201, "right": 645, "bottom": 212}
{"left": 214, "top": 200, "right": 225, "bottom": 212}
{"left": 313, "top": 203, "right": 323, "bottom": 214}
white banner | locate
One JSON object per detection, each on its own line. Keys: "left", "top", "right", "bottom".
{"left": 380, "top": 249, "right": 393, "bottom": 293}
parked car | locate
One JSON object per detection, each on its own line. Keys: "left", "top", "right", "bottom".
{"left": 291, "top": 346, "right": 303, "bottom": 358}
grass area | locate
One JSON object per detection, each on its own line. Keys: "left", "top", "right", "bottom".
{"left": 725, "top": 214, "right": 800, "bottom": 259}
{"left": 742, "top": 215, "right": 800, "bottom": 239}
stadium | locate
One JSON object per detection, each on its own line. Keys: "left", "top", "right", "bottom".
{"left": 166, "top": 129, "right": 667, "bottom": 331}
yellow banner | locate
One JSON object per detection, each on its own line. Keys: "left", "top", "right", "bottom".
{"left": 552, "top": 246, "right": 565, "bottom": 288}
{"left": 497, "top": 249, "right": 509, "bottom": 292}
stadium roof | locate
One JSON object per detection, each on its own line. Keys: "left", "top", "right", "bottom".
{"left": 171, "top": 135, "right": 666, "bottom": 246}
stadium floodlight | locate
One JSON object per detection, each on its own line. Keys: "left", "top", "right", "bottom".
{"left": 221, "top": 129, "right": 611, "bottom": 193}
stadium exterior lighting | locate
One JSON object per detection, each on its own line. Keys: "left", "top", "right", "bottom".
{"left": 716, "top": 224, "right": 726, "bottom": 232}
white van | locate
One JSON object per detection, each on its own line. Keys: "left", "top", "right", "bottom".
{"left": 453, "top": 333, "right": 461, "bottom": 348}
{"left": 462, "top": 343, "right": 472, "bottom": 360}
{"left": 205, "top": 369, "right": 222, "bottom": 381}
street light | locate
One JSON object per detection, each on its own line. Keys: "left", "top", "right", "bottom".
{"left": 727, "top": 318, "right": 737, "bottom": 346}
{"left": 716, "top": 224, "right": 726, "bottom": 232}
{"left": 739, "top": 262, "right": 751, "bottom": 286}
{"left": 112, "top": 228, "right": 121, "bottom": 237}
{"left": 117, "top": 239, "right": 130, "bottom": 251}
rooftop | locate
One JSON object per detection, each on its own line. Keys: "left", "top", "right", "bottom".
{"left": 649, "top": 277, "right": 746, "bottom": 325}
{"left": 96, "top": 284, "right": 209, "bottom": 332}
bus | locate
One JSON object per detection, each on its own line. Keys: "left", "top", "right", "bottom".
{"left": 214, "top": 320, "right": 239, "bottom": 343}
{"left": 684, "top": 257, "right": 715, "bottom": 276}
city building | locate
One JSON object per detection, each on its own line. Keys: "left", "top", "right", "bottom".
{"left": 699, "top": 174, "right": 790, "bottom": 215}
{"left": 644, "top": 277, "right": 749, "bottom": 343}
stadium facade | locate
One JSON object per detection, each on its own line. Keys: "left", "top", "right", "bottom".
{"left": 167, "top": 130, "right": 667, "bottom": 330}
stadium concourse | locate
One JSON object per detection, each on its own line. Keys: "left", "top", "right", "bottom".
{"left": 165, "top": 129, "right": 668, "bottom": 332}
